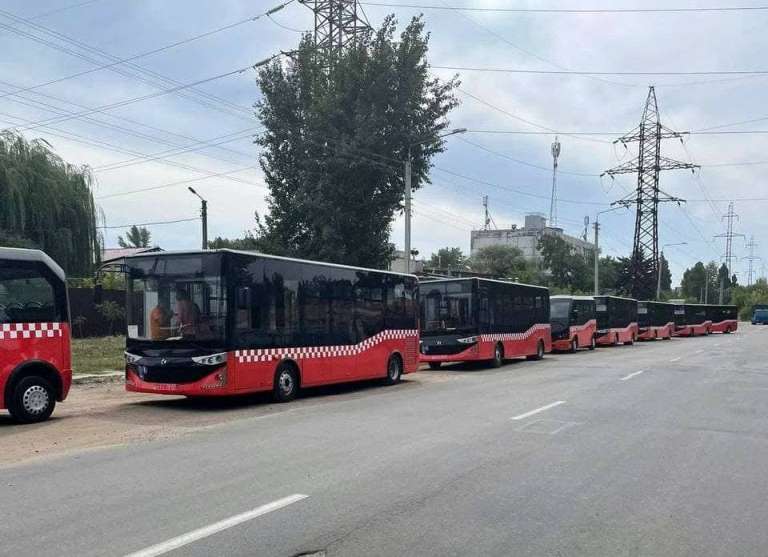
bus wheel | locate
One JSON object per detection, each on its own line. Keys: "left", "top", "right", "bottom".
{"left": 491, "top": 343, "right": 504, "bottom": 367}
{"left": 614, "top": 333, "right": 620, "bottom": 346}
{"left": 428, "top": 362, "right": 442, "bottom": 370}
{"left": 384, "top": 354, "right": 402, "bottom": 385}
{"left": 724, "top": 328, "right": 732, "bottom": 334}
{"left": 570, "top": 337, "right": 579, "bottom": 353}
{"left": 527, "top": 340, "right": 545, "bottom": 361}
{"left": 8, "top": 376, "right": 56, "bottom": 423}
{"left": 625, "top": 334, "right": 635, "bottom": 346}
{"left": 273, "top": 363, "right": 299, "bottom": 403}
{"left": 588, "top": 336, "right": 596, "bottom": 350}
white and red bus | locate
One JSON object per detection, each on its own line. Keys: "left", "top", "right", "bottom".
{"left": 123, "top": 250, "right": 419, "bottom": 401}
{"left": 419, "top": 278, "right": 550, "bottom": 368}
{"left": 637, "top": 301, "right": 675, "bottom": 341}
{"left": 0, "top": 248, "right": 71, "bottom": 423}
{"left": 549, "top": 295, "right": 597, "bottom": 352}
{"left": 594, "top": 295, "right": 638, "bottom": 346}
{"left": 673, "top": 304, "right": 711, "bottom": 337}
{"left": 706, "top": 305, "right": 738, "bottom": 334}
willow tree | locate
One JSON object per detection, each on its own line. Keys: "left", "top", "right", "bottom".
{"left": 0, "top": 131, "right": 100, "bottom": 275}
{"left": 254, "top": 15, "right": 459, "bottom": 268}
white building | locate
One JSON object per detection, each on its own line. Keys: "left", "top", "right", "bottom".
{"left": 470, "top": 214, "right": 594, "bottom": 264}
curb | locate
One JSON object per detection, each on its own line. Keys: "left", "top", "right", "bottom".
{"left": 73, "top": 372, "right": 124, "bottom": 385}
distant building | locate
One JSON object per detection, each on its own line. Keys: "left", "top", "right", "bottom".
{"left": 389, "top": 250, "right": 425, "bottom": 275}
{"left": 470, "top": 214, "right": 594, "bottom": 264}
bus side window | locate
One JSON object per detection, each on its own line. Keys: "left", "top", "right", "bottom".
{"left": 0, "top": 264, "right": 59, "bottom": 324}
{"left": 235, "top": 286, "right": 251, "bottom": 329}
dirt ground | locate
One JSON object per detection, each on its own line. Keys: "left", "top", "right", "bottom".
{"left": 0, "top": 373, "right": 439, "bottom": 468}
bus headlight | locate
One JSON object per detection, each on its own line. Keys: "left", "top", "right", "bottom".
{"left": 457, "top": 336, "right": 479, "bottom": 344}
{"left": 124, "top": 351, "right": 142, "bottom": 364}
{"left": 191, "top": 352, "right": 227, "bottom": 366}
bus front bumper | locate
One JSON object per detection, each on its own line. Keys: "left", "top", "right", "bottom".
{"left": 125, "top": 366, "right": 231, "bottom": 396}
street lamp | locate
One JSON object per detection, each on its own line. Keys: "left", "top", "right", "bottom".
{"left": 593, "top": 206, "right": 626, "bottom": 296}
{"left": 404, "top": 128, "right": 467, "bottom": 273}
{"left": 657, "top": 242, "right": 687, "bottom": 300}
{"left": 188, "top": 187, "right": 208, "bottom": 250}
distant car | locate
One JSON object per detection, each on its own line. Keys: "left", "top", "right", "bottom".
{"left": 752, "top": 309, "right": 768, "bottom": 325}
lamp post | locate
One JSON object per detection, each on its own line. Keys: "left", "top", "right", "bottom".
{"left": 593, "top": 206, "right": 625, "bottom": 296}
{"left": 657, "top": 242, "right": 686, "bottom": 300}
{"left": 188, "top": 187, "right": 208, "bottom": 250}
{"left": 404, "top": 127, "right": 467, "bottom": 273}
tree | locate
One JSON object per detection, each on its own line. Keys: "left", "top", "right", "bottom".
{"left": 118, "top": 225, "right": 151, "bottom": 248}
{"left": 208, "top": 232, "right": 261, "bottom": 251}
{"left": 254, "top": 16, "right": 459, "bottom": 268}
{"left": 732, "top": 279, "right": 768, "bottom": 319}
{"left": 538, "top": 235, "right": 591, "bottom": 292}
{"left": 597, "top": 256, "right": 622, "bottom": 294}
{"left": 0, "top": 131, "right": 100, "bottom": 275}
{"left": 471, "top": 245, "right": 532, "bottom": 280}
{"left": 659, "top": 253, "right": 672, "bottom": 293}
{"left": 681, "top": 260, "right": 722, "bottom": 302}
{"left": 428, "top": 247, "right": 465, "bottom": 269}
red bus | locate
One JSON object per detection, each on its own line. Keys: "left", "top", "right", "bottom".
{"left": 673, "top": 304, "right": 711, "bottom": 337}
{"left": 123, "top": 250, "right": 419, "bottom": 401}
{"left": 549, "top": 295, "right": 597, "bottom": 352}
{"left": 637, "top": 301, "right": 675, "bottom": 340}
{"left": 706, "top": 305, "right": 738, "bottom": 334}
{"left": 419, "top": 278, "right": 550, "bottom": 368}
{"left": 594, "top": 296, "right": 638, "bottom": 346}
{"left": 0, "top": 248, "right": 71, "bottom": 422}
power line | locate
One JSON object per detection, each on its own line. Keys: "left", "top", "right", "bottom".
{"left": 28, "top": 0, "right": 106, "bottom": 20}
{"left": 12, "top": 62, "right": 269, "bottom": 133}
{"left": 97, "top": 217, "right": 200, "bottom": 229}
{"left": 360, "top": 2, "right": 768, "bottom": 13}
{"left": 435, "top": 65, "right": 768, "bottom": 76}
{"left": 467, "top": 128, "right": 768, "bottom": 136}
{"left": 0, "top": 1, "right": 295, "bottom": 102}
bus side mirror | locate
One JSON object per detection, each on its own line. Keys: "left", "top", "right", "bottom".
{"left": 94, "top": 284, "right": 103, "bottom": 305}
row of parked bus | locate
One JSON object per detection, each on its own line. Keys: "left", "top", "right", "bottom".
{"left": 0, "top": 248, "right": 740, "bottom": 423}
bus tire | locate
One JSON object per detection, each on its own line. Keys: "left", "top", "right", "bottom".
{"left": 273, "top": 362, "right": 299, "bottom": 403}
{"left": 490, "top": 343, "right": 505, "bottom": 367}
{"left": 383, "top": 354, "right": 403, "bottom": 385}
{"left": 614, "top": 333, "right": 620, "bottom": 346}
{"left": 625, "top": 334, "right": 635, "bottom": 346}
{"left": 570, "top": 337, "right": 578, "bottom": 353}
{"left": 8, "top": 376, "right": 56, "bottom": 423}
{"left": 588, "top": 336, "right": 596, "bottom": 350}
{"left": 527, "top": 340, "right": 545, "bottom": 361}
{"left": 428, "top": 362, "right": 442, "bottom": 370}
{"left": 724, "top": 328, "right": 732, "bottom": 334}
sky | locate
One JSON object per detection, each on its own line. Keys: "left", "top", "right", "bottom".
{"left": 1, "top": 0, "right": 767, "bottom": 286}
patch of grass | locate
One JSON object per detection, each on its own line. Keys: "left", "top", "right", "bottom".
{"left": 71, "top": 336, "right": 125, "bottom": 375}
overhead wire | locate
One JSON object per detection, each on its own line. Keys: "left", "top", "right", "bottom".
{"left": 360, "top": 2, "right": 768, "bottom": 14}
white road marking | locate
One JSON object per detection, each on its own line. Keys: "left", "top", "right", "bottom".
{"left": 511, "top": 400, "right": 566, "bottom": 421}
{"left": 670, "top": 357, "right": 681, "bottom": 362}
{"left": 124, "top": 494, "right": 309, "bottom": 557}
{"left": 620, "top": 370, "right": 645, "bottom": 381}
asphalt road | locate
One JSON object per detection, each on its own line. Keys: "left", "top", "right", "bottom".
{"left": 2, "top": 325, "right": 767, "bottom": 557}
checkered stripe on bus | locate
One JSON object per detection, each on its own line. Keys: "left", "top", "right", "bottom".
{"left": 480, "top": 323, "right": 551, "bottom": 343}
{"left": 0, "top": 322, "right": 62, "bottom": 340}
{"left": 235, "top": 329, "right": 419, "bottom": 363}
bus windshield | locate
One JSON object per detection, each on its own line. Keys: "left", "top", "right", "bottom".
{"left": 550, "top": 299, "right": 571, "bottom": 321}
{"left": 421, "top": 281, "right": 475, "bottom": 334}
{"left": 126, "top": 255, "right": 226, "bottom": 343}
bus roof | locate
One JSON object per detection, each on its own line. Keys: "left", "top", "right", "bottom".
{"left": 594, "top": 295, "right": 637, "bottom": 303}
{"left": 419, "top": 276, "right": 549, "bottom": 292}
{"left": 0, "top": 247, "right": 65, "bottom": 281}
{"left": 122, "top": 249, "right": 419, "bottom": 280}
{"left": 639, "top": 300, "right": 674, "bottom": 306}
{"left": 551, "top": 295, "right": 594, "bottom": 301}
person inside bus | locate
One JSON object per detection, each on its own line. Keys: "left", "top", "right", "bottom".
{"left": 149, "top": 300, "right": 172, "bottom": 340}
{"left": 174, "top": 289, "right": 199, "bottom": 336}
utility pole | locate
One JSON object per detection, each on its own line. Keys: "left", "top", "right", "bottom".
{"left": 482, "top": 195, "right": 496, "bottom": 230}
{"left": 404, "top": 128, "right": 467, "bottom": 273}
{"left": 593, "top": 220, "right": 600, "bottom": 296}
{"left": 300, "top": 0, "right": 370, "bottom": 70}
{"left": 549, "top": 136, "right": 561, "bottom": 227}
{"left": 188, "top": 187, "right": 208, "bottom": 250}
{"left": 582, "top": 216, "right": 590, "bottom": 242}
{"left": 715, "top": 202, "right": 744, "bottom": 303}
{"left": 745, "top": 235, "right": 760, "bottom": 286}
{"left": 602, "top": 86, "right": 698, "bottom": 299}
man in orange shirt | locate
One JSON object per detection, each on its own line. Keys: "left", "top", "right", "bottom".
{"left": 149, "top": 300, "right": 171, "bottom": 340}
{"left": 175, "top": 290, "right": 199, "bottom": 337}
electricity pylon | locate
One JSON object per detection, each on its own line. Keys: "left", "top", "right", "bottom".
{"left": 602, "top": 86, "right": 698, "bottom": 298}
